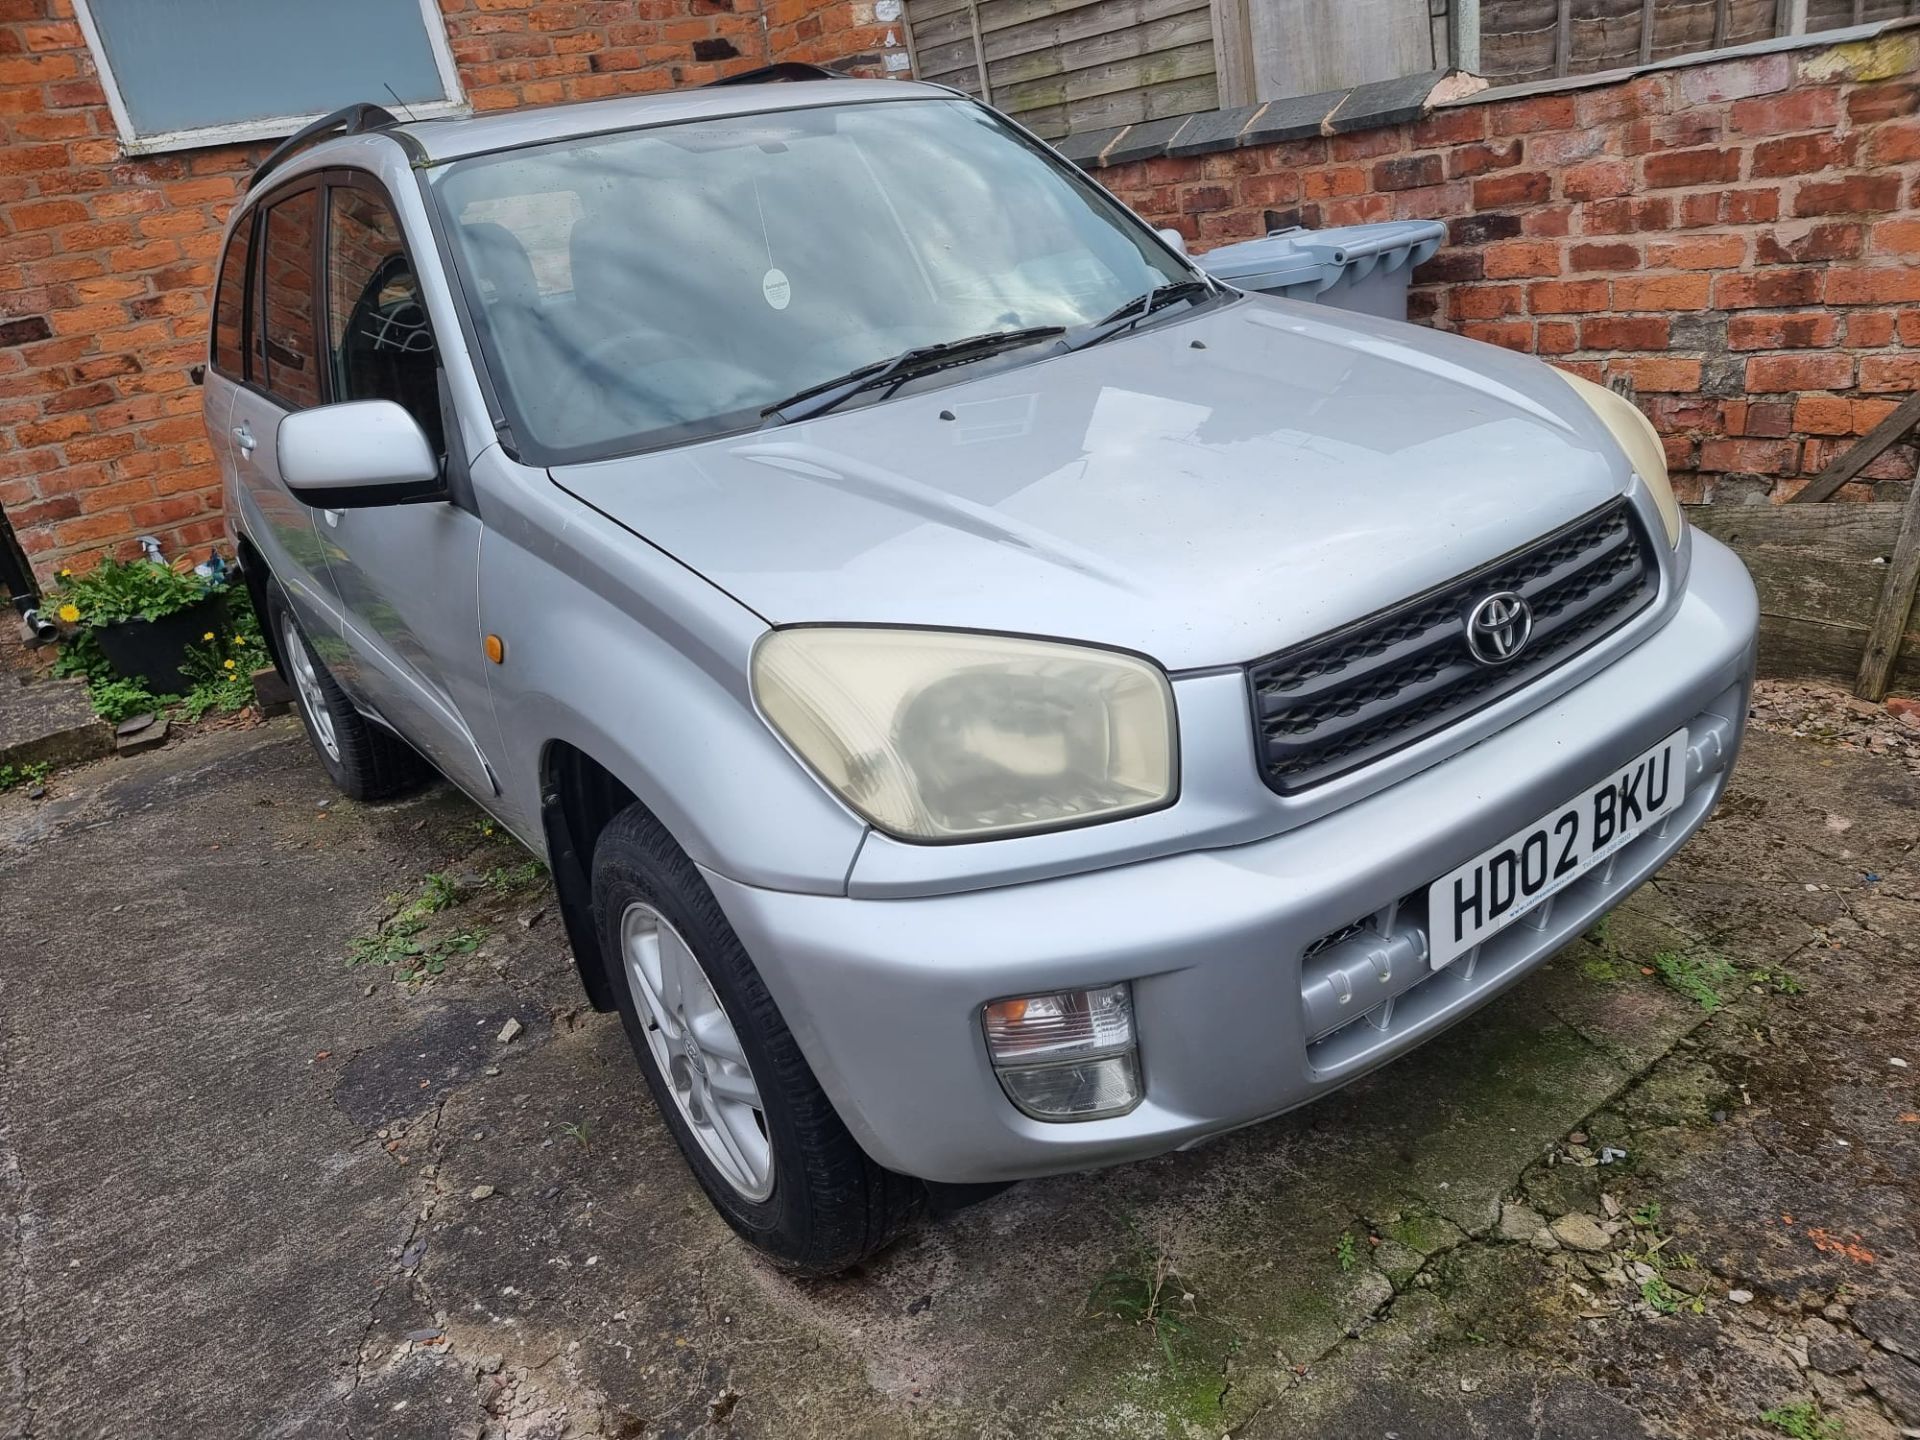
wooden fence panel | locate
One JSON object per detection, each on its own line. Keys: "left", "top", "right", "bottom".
{"left": 908, "top": 0, "right": 1218, "bottom": 137}
{"left": 1687, "top": 503, "right": 1920, "bottom": 689}
{"left": 1477, "top": 0, "right": 1797, "bottom": 84}
{"left": 1247, "top": 0, "right": 1436, "bottom": 102}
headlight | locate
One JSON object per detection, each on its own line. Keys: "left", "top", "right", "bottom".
{"left": 752, "top": 627, "right": 1177, "bottom": 842}
{"left": 1557, "top": 370, "right": 1684, "bottom": 548}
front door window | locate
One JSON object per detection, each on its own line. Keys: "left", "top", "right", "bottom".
{"left": 324, "top": 186, "right": 443, "bottom": 457}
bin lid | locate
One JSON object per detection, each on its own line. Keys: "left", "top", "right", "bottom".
{"left": 1198, "top": 220, "right": 1445, "bottom": 293}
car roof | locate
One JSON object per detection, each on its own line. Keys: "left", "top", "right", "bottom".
{"left": 389, "top": 78, "right": 955, "bottom": 165}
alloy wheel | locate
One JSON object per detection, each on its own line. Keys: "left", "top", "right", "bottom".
{"left": 280, "top": 614, "right": 341, "bottom": 762}
{"left": 620, "top": 901, "right": 774, "bottom": 1201}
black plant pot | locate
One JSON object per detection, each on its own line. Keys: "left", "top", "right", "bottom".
{"left": 94, "top": 593, "right": 228, "bottom": 694}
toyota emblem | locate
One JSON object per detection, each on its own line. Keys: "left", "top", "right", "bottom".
{"left": 1464, "top": 591, "right": 1533, "bottom": 665}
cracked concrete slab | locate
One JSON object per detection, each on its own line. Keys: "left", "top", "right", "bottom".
{"left": 2, "top": 705, "right": 1917, "bottom": 1438}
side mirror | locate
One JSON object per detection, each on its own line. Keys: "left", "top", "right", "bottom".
{"left": 1156, "top": 227, "right": 1188, "bottom": 256}
{"left": 278, "top": 400, "right": 443, "bottom": 509}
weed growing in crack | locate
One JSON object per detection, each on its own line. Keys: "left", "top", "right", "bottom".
{"left": 1335, "top": 1232, "right": 1358, "bottom": 1274}
{"left": 1622, "top": 1200, "right": 1706, "bottom": 1316}
{"left": 1650, "top": 950, "right": 1741, "bottom": 1011}
{"left": 484, "top": 859, "right": 548, "bottom": 895}
{"left": 349, "top": 871, "right": 490, "bottom": 982}
{"left": 1638, "top": 1272, "right": 1701, "bottom": 1316}
{"left": 419, "top": 870, "right": 463, "bottom": 912}
{"left": 1748, "top": 966, "right": 1805, "bottom": 996}
{"left": 1762, "top": 1399, "right": 1850, "bottom": 1440}
{"left": 1088, "top": 1252, "right": 1193, "bottom": 1371}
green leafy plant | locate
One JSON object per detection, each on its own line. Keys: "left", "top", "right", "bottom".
{"left": 559, "top": 1121, "right": 591, "bottom": 1154}
{"left": 1762, "top": 1400, "right": 1849, "bottom": 1440}
{"left": 1336, "top": 1232, "right": 1359, "bottom": 1273}
{"left": 1638, "top": 1272, "right": 1703, "bottom": 1316}
{"left": 48, "top": 556, "right": 268, "bottom": 725}
{"left": 349, "top": 868, "right": 488, "bottom": 982}
{"left": 1749, "top": 966, "right": 1805, "bottom": 996}
{"left": 45, "top": 555, "right": 214, "bottom": 627}
{"left": 176, "top": 606, "right": 267, "bottom": 719}
{"left": 419, "top": 870, "right": 464, "bottom": 912}
{"left": 86, "top": 676, "right": 166, "bottom": 725}
{"left": 1624, "top": 1202, "right": 1706, "bottom": 1315}
{"left": 483, "top": 860, "right": 548, "bottom": 895}
{"left": 395, "top": 930, "right": 487, "bottom": 983}
{"left": 0, "top": 761, "right": 52, "bottom": 793}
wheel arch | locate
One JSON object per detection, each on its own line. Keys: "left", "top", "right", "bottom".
{"left": 232, "top": 529, "right": 288, "bottom": 678}
{"left": 541, "top": 738, "right": 686, "bottom": 1013}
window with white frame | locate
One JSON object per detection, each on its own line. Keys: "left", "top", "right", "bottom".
{"left": 73, "top": 0, "right": 465, "bottom": 155}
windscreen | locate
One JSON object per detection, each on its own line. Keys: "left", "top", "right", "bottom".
{"left": 431, "top": 98, "right": 1191, "bottom": 461}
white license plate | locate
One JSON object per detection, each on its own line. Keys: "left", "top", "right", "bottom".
{"left": 1427, "top": 728, "right": 1689, "bottom": 971}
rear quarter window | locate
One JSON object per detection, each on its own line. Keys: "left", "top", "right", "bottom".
{"left": 211, "top": 209, "right": 254, "bottom": 379}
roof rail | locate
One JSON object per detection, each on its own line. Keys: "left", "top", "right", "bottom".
{"left": 703, "top": 62, "right": 842, "bottom": 87}
{"left": 250, "top": 102, "right": 401, "bottom": 190}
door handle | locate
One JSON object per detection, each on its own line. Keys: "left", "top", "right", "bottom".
{"left": 231, "top": 424, "right": 255, "bottom": 455}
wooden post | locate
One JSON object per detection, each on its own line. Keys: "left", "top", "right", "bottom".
{"left": 964, "top": 0, "right": 992, "bottom": 103}
{"left": 1210, "top": 0, "right": 1257, "bottom": 106}
{"left": 1789, "top": 391, "right": 1920, "bottom": 505}
{"left": 1452, "top": 0, "right": 1482, "bottom": 74}
{"left": 1856, "top": 478, "right": 1920, "bottom": 701}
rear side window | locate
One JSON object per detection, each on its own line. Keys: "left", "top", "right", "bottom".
{"left": 324, "top": 185, "right": 443, "bottom": 455}
{"left": 211, "top": 210, "right": 253, "bottom": 379}
{"left": 254, "top": 189, "right": 322, "bottom": 409}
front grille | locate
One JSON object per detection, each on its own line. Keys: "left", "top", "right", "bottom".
{"left": 1248, "top": 500, "right": 1659, "bottom": 793}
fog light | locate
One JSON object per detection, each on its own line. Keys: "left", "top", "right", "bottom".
{"left": 982, "top": 984, "right": 1140, "bottom": 1120}
{"left": 998, "top": 1054, "right": 1142, "bottom": 1119}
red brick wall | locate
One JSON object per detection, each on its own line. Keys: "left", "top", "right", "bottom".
{"left": 765, "top": 0, "right": 895, "bottom": 70}
{"left": 0, "top": 0, "right": 880, "bottom": 581}
{"left": 1097, "top": 33, "right": 1920, "bottom": 506}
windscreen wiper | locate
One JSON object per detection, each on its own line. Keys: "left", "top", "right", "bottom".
{"left": 761, "top": 325, "right": 1066, "bottom": 425}
{"left": 1072, "top": 278, "right": 1218, "bottom": 351}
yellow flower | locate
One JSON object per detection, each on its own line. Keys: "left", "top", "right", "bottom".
{"left": 223, "top": 658, "right": 236, "bottom": 670}
{"left": 202, "top": 631, "right": 215, "bottom": 641}
{"left": 57, "top": 603, "right": 80, "bottom": 624}
{"left": 58, "top": 568, "right": 71, "bottom": 579}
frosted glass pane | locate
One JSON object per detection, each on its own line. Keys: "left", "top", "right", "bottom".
{"left": 86, "top": 0, "right": 450, "bottom": 137}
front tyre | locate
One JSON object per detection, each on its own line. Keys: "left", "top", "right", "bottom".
{"left": 266, "top": 586, "right": 429, "bottom": 802}
{"left": 590, "top": 804, "right": 921, "bottom": 1272}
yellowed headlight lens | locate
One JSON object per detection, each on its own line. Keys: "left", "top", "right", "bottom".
{"left": 1558, "top": 369, "right": 1683, "bottom": 547}
{"left": 752, "top": 628, "right": 1177, "bottom": 842}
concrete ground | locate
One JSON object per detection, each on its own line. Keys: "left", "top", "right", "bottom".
{"left": 2, "top": 700, "right": 1917, "bottom": 1440}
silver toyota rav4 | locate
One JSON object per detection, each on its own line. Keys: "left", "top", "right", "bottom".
{"left": 204, "top": 69, "right": 1758, "bottom": 1272}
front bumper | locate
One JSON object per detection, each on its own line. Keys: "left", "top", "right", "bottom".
{"left": 706, "top": 533, "right": 1759, "bottom": 1183}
